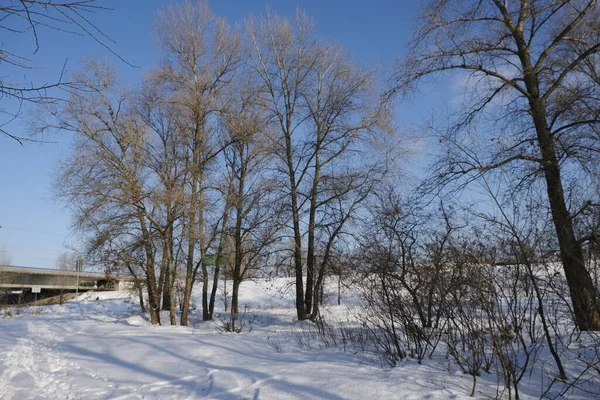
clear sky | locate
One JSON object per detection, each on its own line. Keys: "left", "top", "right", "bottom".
{"left": 0, "top": 0, "right": 454, "bottom": 269}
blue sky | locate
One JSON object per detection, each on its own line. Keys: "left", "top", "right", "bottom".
{"left": 0, "top": 0, "right": 453, "bottom": 268}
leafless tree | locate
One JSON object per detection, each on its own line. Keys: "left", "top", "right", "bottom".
{"left": 246, "top": 10, "right": 397, "bottom": 320}
{"left": 245, "top": 10, "right": 318, "bottom": 320}
{"left": 219, "top": 77, "right": 280, "bottom": 329}
{"left": 154, "top": 0, "right": 241, "bottom": 325}
{"left": 395, "top": 0, "right": 600, "bottom": 330}
{"left": 40, "top": 58, "right": 164, "bottom": 324}
{"left": 1, "top": 0, "right": 124, "bottom": 143}
{"left": 55, "top": 252, "right": 81, "bottom": 272}
{"left": 0, "top": 247, "right": 12, "bottom": 266}
{"left": 88, "top": 234, "right": 148, "bottom": 313}
{"left": 136, "top": 76, "right": 189, "bottom": 325}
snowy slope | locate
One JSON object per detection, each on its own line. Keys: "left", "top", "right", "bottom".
{"left": 0, "top": 278, "right": 592, "bottom": 399}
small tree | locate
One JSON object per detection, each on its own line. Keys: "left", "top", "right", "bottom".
{"left": 0, "top": 247, "right": 11, "bottom": 266}
{"left": 55, "top": 252, "right": 81, "bottom": 272}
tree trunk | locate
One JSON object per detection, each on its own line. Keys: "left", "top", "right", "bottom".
{"left": 160, "top": 249, "right": 171, "bottom": 311}
{"left": 180, "top": 272, "right": 194, "bottom": 326}
{"left": 223, "top": 277, "right": 228, "bottom": 312}
{"left": 528, "top": 95, "right": 600, "bottom": 331}
{"left": 305, "top": 132, "right": 324, "bottom": 317}
{"left": 512, "top": 20, "right": 600, "bottom": 330}
{"left": 166, "top": 262, "right": 176, "bottom": 325}
{"left": 201, "top": 259, "right": 209, "bottom": 320}
{"left": 164, "top": 233, "right": 177, "bottom": 326}
{"left": 337, "top": 273, "right": 341, "bottom": 306}
{"left": 138, "top": 213, "right": 160, "bottom": 325}
{"left": 292, "top": 196, "right": 306, "bottom": 320}
{"left": 231, "top": 153, "right": 246, "bottom": 317}
{"left": 285, "top": 131, "right": 307, "bottom": 320}
{"left": 198, "top": 182, "right": 211, "bottom": 322}
{"left": 181, "top": 204, "right": 197, "bottom": 325}
{"left": 320, "top": 278, "right": 324, "bottom": 306}
{"left": 231, "top": 278, "right": 241, "bottom": 318}
{"left": 311, "top": 259, "right": 329, "bottom": 321}
{"left": 209, "top": 205, "right": 231, "bottom": 320}
{"left": 181, "top": 126, "right": 201, "bottom": 326}
{"left": 137, "top": 280, "right": 146, "bottom": 313}
{"left": 305, "top": 152, "right": 320, "bottom": 317}
{"left": 163, "top": 221, "right": 176, "bottom": 320}
{"left": 145, "top": 255, "right": 161, "bottom": 325}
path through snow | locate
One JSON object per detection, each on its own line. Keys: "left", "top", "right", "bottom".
{"left": 0, "top": 289, "right": 484, "bottom": 399}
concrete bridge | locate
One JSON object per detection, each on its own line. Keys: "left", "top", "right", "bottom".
{"left": 0, "top": 265, "right": 133, "bottom": 292}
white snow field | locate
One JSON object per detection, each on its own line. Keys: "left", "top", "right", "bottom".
{"left": 0, "top": 278, "right": 595, "bottom": 399}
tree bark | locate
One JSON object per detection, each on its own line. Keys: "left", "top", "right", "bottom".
{"left": 180, "top": 145, "right": 199, "bottom": 326}
{"left": 305, "top": 145, "right": 321, "bottom": 317}
{"left": 531, "top": 99, "right": 600, "bottom": 330}
{"left": 208, "top": 199, "right": 231, "bottom": 320}
{"left": 232, "top": 157, "right": 245, "bottom": 316}
{"left": 139, "top": 214, "right": 160, "bottom": 325}
{"left": 285, "top": 131, "right": 307, "bottom": 320}
{"left": 522, "top": 53, "right": 600, "bottom": 330}
{"left": 199, "top": 183, "right": 210, "bottom": 322}
{"left": 231, "top": 279, "right": 241, "bottom": 319}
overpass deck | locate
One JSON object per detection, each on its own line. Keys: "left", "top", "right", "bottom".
{"left": 0, "top": 265, "right": 134, "bottom": 291}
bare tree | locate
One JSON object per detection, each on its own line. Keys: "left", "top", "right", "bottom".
{"left": 55, "top": 251, "right": 83, "bottom": 304}
{"left": 41, "top": 58, "right": 164, "bottom": 324}
{"left": 1, "top": 0, "right": 124, "bottom": 143}
{"left": 303, "top": 43, "right": 396, "bottom": 320}
{"left": 396, "top": 0, "right": 600, "bottom": 330}
{"left": 0, "top": 247, "right": 12, "bottom": 266}
{"left": 55, "top": 252, "right": 81, "bottom": 272}
{"left": 245, "top": 10, "right": 319, "bottom": 320}
{"left": 219, "top": 79, "right": 280, "bottom": 328}
{"left": 137, "top": 76, "right": 189, "bottom": 325}
{"left": 246, "top": 10, "right": 397, "bottom": 320}
{"left": 154, "top": 0, "right": 241, "bottom": 325}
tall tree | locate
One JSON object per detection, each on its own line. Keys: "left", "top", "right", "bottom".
{"left": 246, "top": 11, "right": 397, "bottom": 319}
{"left": 220, "top": 77, "right": 279, "bottom": 325}
{"left": 302, "top": 43, "right": 396, "bottom": 319}
{"left": 154, "top": 0, "right": 241, "bottom": 325}
{"left": 246, "top": 10, "right": 319, "bottom": 320}
{"left": 42, "top": 59, "right": 163, "bottom": 324}
{"left": 396, "top": 0, "right": 600, "bottom": 330}
{"left": 137, "top": 78, "right": 188, "bottom": 325}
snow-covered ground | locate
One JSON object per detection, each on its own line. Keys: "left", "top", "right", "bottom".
{"left": 0, "top": 278, "right": 595, "bottom": 399}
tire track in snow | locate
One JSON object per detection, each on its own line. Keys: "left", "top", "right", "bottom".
{"left": 108, "top": 373, "right": 213, "bottom": 400}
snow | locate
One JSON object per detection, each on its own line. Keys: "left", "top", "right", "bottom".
{"left": 0, "top": 278, "right": 595, "bottom": 399}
